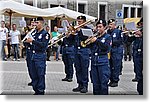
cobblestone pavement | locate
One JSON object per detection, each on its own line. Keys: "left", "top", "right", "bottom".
{"left": 0, "top": 57, "right": 138, "bottom": 95}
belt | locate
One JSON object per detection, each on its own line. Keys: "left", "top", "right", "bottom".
{"left": 63, "top": 45, "right": 74, "bottom": 47}
{"left": 32, "top": 50, "right": 46, "bottom": 54}
{"left": 93, "top": 53, "right": 107, "bottom": 56}
{"left": 76, "top": 46, "right": 89, "bottom": 50}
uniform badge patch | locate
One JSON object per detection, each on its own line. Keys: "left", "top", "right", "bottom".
{"left": 113, "top": 33, "right": 116, "bottom": 37}
{"left": 101, "top": 38, "right": 105, "bottom": 43}
{"left": 121, "top": 33, "right": 123, "bottom": 37}
{"left": 38, "top": 34, "right": 42, "bottom": 39}
{"left": 45, "top": 34, "right": 49, "bottom": 39}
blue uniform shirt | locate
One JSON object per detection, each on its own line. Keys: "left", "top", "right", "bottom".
{"left": 32, "top": 29, "right": 50, "bottom": 53}
{"left": 107, "top": 28, "right": 123, "bottom": 47}
{"left": 91, "top": 33, "right": 112, "bottom": 56}
{"left": 129, "top": 36, "right": 143, "bottom": 56}
{"left": 61, "top": 34, "right": 76, "bottom": 54}
{"left": 75, "top": 26, "right": 91, "bottom": 48}
{"left": 62, "top": 34, "right": 76, "bottom": 47}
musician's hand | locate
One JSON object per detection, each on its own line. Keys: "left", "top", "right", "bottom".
{"left": 90, "top": 37, "right": 97, "bottom": 43}
{"left": 25, "top": 38, "right": 33, "bottom": 43}
{"left": 135, "top": 30, "right": 142, "bottom": 37}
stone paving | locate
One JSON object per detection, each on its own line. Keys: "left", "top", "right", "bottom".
{"left": 0, "top": 58, "right": 138, "bottom": 95}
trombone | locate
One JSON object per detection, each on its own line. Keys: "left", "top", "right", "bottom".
{"left": 121, "top": 28, "right": 142, "bottom": 37}
{"left": 80, "top": 31, "right": 99, "bottom": 47}
{"left": 49, "top": 20, "right": 94, "bottom": 47}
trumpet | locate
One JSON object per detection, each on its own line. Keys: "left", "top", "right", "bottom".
{"left": 49, "top": 20, "right": 94, "bottom": 47}
{"left": 22, "top": 26, "right": 36, "bottom": 42}
{"left": 81, "top": 31, "right": 99, "bottom": 47}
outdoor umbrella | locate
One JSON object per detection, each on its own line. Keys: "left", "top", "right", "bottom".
{"left": 43, "top": 6, "right": 97, "bottom": 21}
{"left": 0, "top": 0, "right": 55, "bottom": 27}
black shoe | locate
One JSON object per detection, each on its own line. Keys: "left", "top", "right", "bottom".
{"left": 108, "top": 81, "right": 113, "bottom": 86}
{"left": 47, "top": 59, "right": 51, "bottom": 61}
{"left": 132, "top": 78, "right": 138, "bottom": 82}
{"left": 67, "top": 78, "right": 73, "bottom": 82}
{"left": 110, "top": 82, "right": 118, "bottom": 87}
{"left": 129, "top": 58, "right": 131, "bottom": 61}
{"left": 62, "top": 77, "right": 68, "bottom": 81}
{"left": 28, "top": 82, "right": 32, "bottom": 86}
{"left": 80, "top": 87, "right": 88, "bottom": 93}
{"left": 124, "top": 58, "right": 127, "bottom": 61}
{"left": 72, "top": 86, "right": 82, "bottom": 92}
{"left": 119, "top": 72, "right": 122, "bottom": 75}
{"left": 33, "top": 92, "right": 44, "bottom": 95}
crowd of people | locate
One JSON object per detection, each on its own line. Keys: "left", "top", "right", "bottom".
{"left": 0, "top": 16, "right": 143, "bottom": 95}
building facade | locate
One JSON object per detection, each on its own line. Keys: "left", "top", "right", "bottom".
{"left": 1, "top": 0, "right": 143, "bottom": 31}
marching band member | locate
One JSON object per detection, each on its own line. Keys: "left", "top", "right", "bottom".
{"left": 128, "top": 18, "right": 143, "bottom": 95}
{"left": 89, "top": 19, "right": 112, "bottom": 95}
{"left": 23, "top": 18, "right": 36, "bottom": 86}
{"left": 61, "top": 31, "right": 76, "bottom": 82}
{"left": 72, "top": 16, "right": 91, "bottom": 93}
{"left": 107, "top": 19, "right": 123, "bottom": 87}
{"left": 25, "top": 17, "right": 50, "bottom": 95}
{"left": 45, "top": 26, "right": 52, "bottom": 61}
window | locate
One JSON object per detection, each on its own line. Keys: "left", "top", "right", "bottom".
{"left": 99, "top": 5, "right": 106, "bottom": 20}
{"left": 122, "top": 4, "right": 142, "bottom": 18}
{"left": 24, "top": 0, "right": 33, "bottom": 6}
{"left": 124, "top": 7, "right": 128, "bottom": 18}
{"left": 137, "top": 8, "right": 142, "bottom": 17}
{"left": 78, "top": 4, "right": 85, "bottom": 14}
{"left": 98, "top": 2, "right": 108, "bottom": 20}
{"left": 131, "top": 7, "right": 135, "bottom": 18}
{"left": 77, "top": 1, "right": 88, "bottom": 14}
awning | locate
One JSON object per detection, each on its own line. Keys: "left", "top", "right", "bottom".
{"left": 43, "top": 6, "right": 97, "bottom": 21}
{"left": 0, "top": 0, "right": 53, "bottom": 18}
{"left": 124, "top": 18, "right": 141, "bottom": 24}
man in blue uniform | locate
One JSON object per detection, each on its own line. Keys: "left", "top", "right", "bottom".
{"left": 24, "top": 18, "right": 36, "bottom": 86}
{"left": 128, "top": 18, "right": 143, "bottom": 95}
{"left": 61, "top": 33, "right": 76, "bottom": 82}
{"left": 26, "top": 17, "right": 50, "bottom": 95}
{"left": 90, "top": 19, "right": 111, "bottom": 95}
{"left": 72, "top": 16, "right": 91, "bottom": 93}
{"left": 107, "top": 19, "right": 123, "bottom": 87}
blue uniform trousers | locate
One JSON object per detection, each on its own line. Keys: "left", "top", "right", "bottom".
{"left": 74, "top": 48, "right": 90, "bottom": 88}
{"left": 133, "top": 54, "right": 143, "bottom": 95}
{"left": 90, "top": 55, "right": 110, "bottom": 95}
{"left": 31, "top": 53, "right": 46, "bottom": 95}
{"left": 26, "top": 49, "right": 33, "bottom": 82}
{"left": 62, "top": 46, "right": 75, "bottom": 79}
{"left": 110, "top": 46, "right": 123, "bottom": 82}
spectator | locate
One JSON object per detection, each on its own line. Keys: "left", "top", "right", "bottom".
{"left": 0, "top": 21, "right": 8, "bottom": 61}
{"left": 9, "top": 24, "right": 20, "bottom": 61}
{"left": 51, "top": 26, "right": 61, "bottom": 61}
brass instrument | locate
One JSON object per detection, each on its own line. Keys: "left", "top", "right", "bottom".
{"left": 49, "top": 20, "right": 94, "bottom": 47}
{"left": 80, "top": 31, "right": 99, "bottom": 47}
{"left": 69, "top": 20, "right": 93, "bottom": 34}
{"left": 121, "top": 28, "right": 142, "bottom": 34}
{"left": 21, "top": 26, "right": 36, "bottom": 42}
{"left": 49, "top": 34, "right": 65, "bottom": 47}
